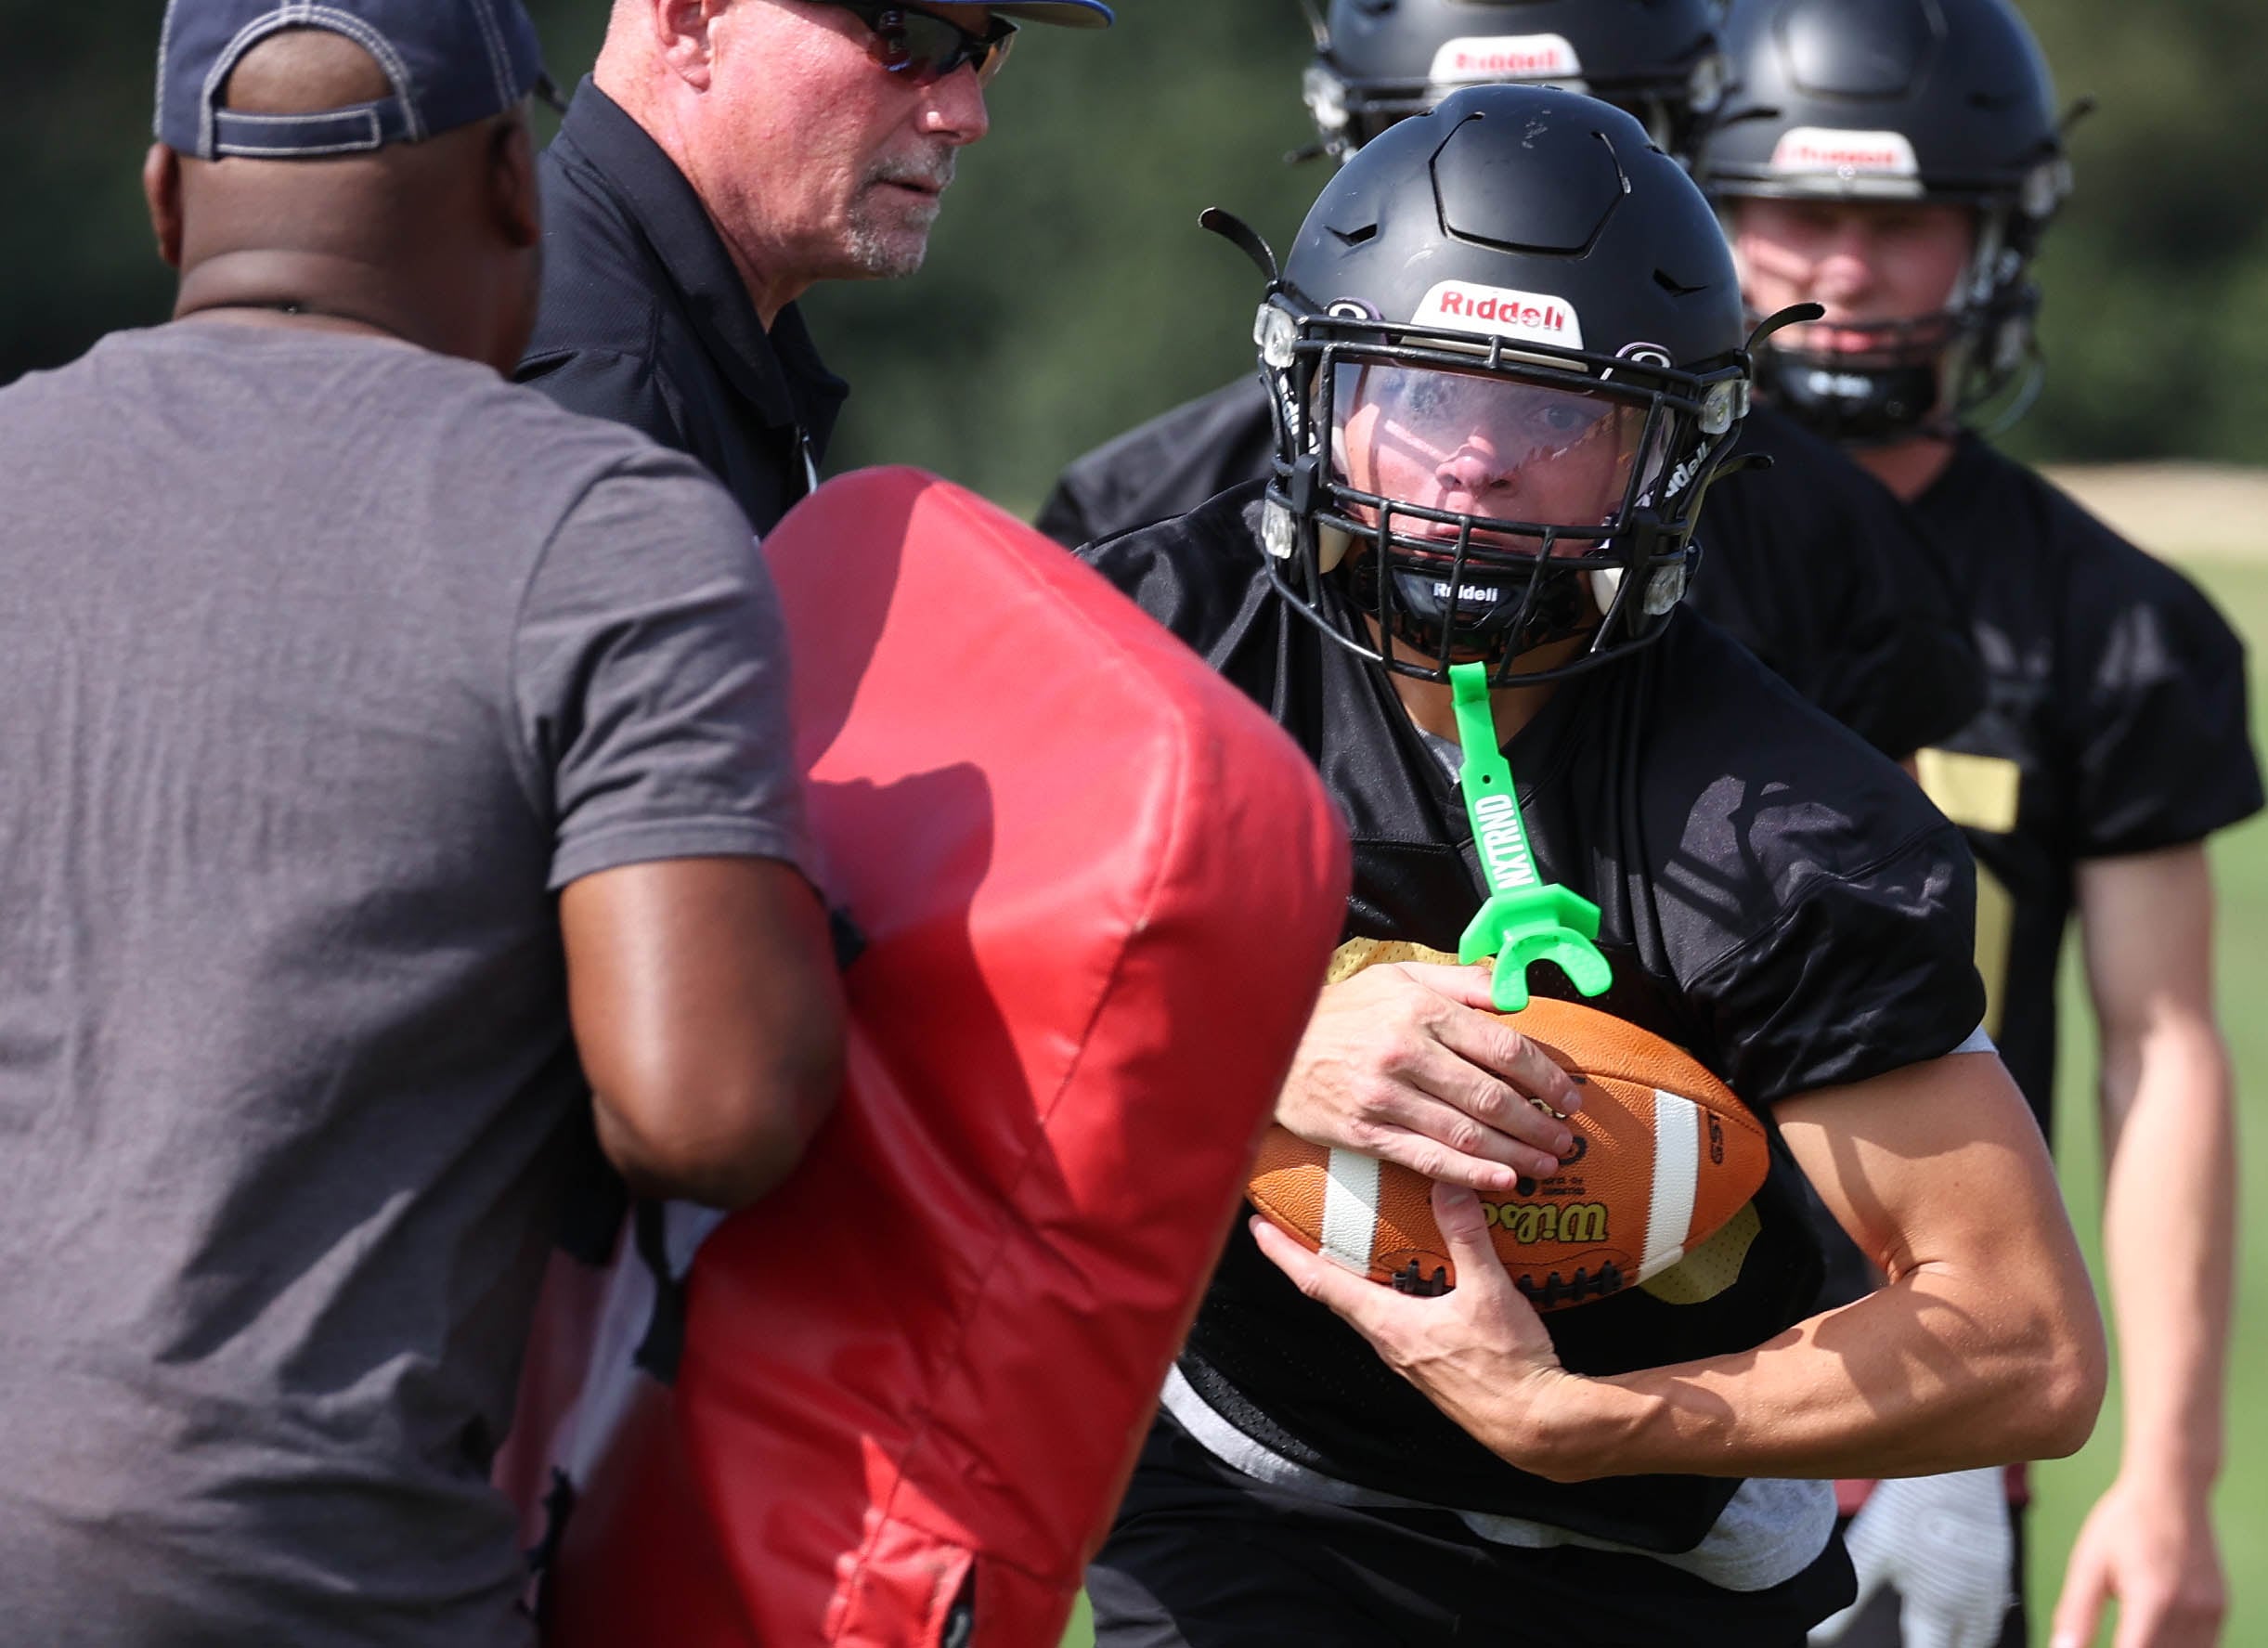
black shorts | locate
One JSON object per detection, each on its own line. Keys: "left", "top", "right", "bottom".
{"left": 1819, "top": 1500, "right": 2028, "bottom": 1648}
{"left": 1087, "top": 1410, "right": 1857, "bottom": 1648}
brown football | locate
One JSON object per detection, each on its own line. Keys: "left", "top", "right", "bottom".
{"left": 1248, "top": 996, "right": 1769, "bottom": 1310}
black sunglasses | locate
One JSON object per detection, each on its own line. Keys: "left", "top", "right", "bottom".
{"left": 823, "top": 2, "right": 1018, "bottom": 86}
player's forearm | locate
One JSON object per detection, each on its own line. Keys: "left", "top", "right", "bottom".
{"left": 2100, "top": 1019, "right": 2236, "bottom": 1486}
{"left": 1524, "top": 1264, "right": 2104, "bottom": 1483}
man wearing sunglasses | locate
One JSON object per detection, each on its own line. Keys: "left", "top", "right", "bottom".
{"left": 519, "top": 0, "right": 1109, "bottom": 538}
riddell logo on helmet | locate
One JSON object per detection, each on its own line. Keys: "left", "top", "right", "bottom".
{"left": 1769, "top": 127, "right": 1919, "bottom": 177}
{"left": 1412, "top": 281, "right": 1585, "bottom": 351}
{"left": 1427, "top": 33, "right": 1583, "bottom": 86}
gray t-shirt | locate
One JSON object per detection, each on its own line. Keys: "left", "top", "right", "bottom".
{"left": 0, "top": 324, "right": 808, "bottom": 1645}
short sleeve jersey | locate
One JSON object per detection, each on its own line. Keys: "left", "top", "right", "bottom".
{"left": 1701, "top": 403, "right": 1983, "bottom": 757}
{"left": 0, "top": 324, "right": 807, "bottom": 1646}
{"left": 1038, "top": 380, "right": 1984, "bottom": 756}
{"left": 1078, "top": 483, "right": 1983, "bottom": 1551}
{"left": 1909, "top": 435, "right": 2262, "bottom": 1131}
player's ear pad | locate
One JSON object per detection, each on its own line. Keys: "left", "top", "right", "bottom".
{"left": 528, "top": 469, "right": 1351, "bottom": 1647}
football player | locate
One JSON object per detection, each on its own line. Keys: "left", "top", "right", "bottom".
{"left": 1038, "top": 0, "right": 1982, "bottom": 763}
{"left": 1696, "top": 2, "right": 2262, "bottom": 1644}
{"left": 1075, "top": 84, "right": 2103, "bottom": 1648}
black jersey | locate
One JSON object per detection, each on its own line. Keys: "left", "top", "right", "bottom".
{"left": 1079, "top": 482, "right": 1985, "bottom": 1552}
{"left": 1040, "top": 379, "right": 1984, "bottom": 757}
{"left": 1909, "top": 435, "right": 2262, "bottom": 1133}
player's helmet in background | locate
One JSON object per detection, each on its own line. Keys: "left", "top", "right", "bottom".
{"left": 1303, "top": 0, "right": 1726, "bottom": 161}
{"left": 1693, "top": 0, "right": 2073, "bottom": 442}
{"left": 1249, "top": 84, "right": 1754, "bottom": 686}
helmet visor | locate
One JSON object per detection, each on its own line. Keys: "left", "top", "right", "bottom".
{"left": 1328, "top": 360, "right": 1659, "bottom": 536}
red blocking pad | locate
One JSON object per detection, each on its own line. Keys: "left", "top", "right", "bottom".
{"left": 542, "top": 470, "right": 1350, "bottom": 1647}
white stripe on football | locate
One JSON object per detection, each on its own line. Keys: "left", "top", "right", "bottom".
{"left": 1249, "top": 996, "right": 1769, "bottom": 1311}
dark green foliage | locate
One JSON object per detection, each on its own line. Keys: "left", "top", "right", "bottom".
{"left": 6, "top": 0, "right": 2262, "bottom": 488}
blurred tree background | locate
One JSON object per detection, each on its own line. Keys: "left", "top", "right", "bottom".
{"left": 6, "top": 1, "right": 2263, "bottom": 513}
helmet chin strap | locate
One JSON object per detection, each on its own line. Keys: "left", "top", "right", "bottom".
{"left": 1758, "top": 346, "right": 1949, "bottom": 447}
{"left": 1346, "top": 541, "right": 1593, "bottom": 677}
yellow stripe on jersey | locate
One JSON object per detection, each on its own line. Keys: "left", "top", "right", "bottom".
{"left": 1640, "top": 1200, "right": 1762, "bottom": 1305}
{"left": 1326, "top": 936, "right": 1462, "bottom": 984}
{"left": 1915, "top": 748, "right": 2022, "bottom": 1038}
{"left": 1914, "top": 748, "right": 2022, "bottom": 835}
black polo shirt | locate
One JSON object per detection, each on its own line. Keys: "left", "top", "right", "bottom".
{"left": 518, "top": 80, "right": 849, "bottom": 536}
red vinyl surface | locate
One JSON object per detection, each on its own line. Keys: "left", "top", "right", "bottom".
{"left": 542, "top": 470, "right": 1349, "bottom": 1646}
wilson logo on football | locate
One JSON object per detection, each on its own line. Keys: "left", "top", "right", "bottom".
{"left": 1769, "top": 126, "right": 1920, "bottom": 178}
{"left": 1427, "top": 33, "right": 1583, "bottom": 86}
{"left": 1411, "top": 280, "right": 1584, "bottom": 351}
{"left": 1482, "top": 1200, "right": 1609, "bottom": 1244}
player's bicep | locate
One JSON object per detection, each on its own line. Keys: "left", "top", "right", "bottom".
{"left": 1775, "top": 1051, "right": 2069, "bottom": 1286}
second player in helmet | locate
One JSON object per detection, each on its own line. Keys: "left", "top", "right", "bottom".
{"left": 1697, "top": 2, "right": 2261, "bottom": 1645}
{"left": 1299, "top": 0, "right": 1724, "bottom": 159}
{"left": 1076, "top": 85, "right": 2101, "bottom": 1648}
{"left": 1037, "top": 0, "right": 1982, "bottom": 762}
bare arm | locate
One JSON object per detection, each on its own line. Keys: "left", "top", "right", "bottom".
{"left": 562, "top": 856, "right": 846, "bottom": 1211}
{"left": 1256, "top": 1049, "right": 2105, "bottom": 1482}
{"left": 2051, "top": 845, "right": 2234, "bottom": 1648}
{"left": 1574, "top": 1048, "right": 2105, "bottom": 1479}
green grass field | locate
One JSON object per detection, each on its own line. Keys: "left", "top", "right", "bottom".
{"left": 1061, "top": 556, "right": 2268, "bottom": 1648}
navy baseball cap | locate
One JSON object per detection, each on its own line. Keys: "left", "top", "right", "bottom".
{"left": 155, "top": 0, "right": 549, "bottom": 160}
{"left": 989, "top": 2, "right": 1115, "bottom": 22}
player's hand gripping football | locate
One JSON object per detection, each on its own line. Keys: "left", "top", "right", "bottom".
{"left": 1252, "top": 1180, "right": 1581, "bottom": 1479}
{"left": 1276, "top": 961, "right": 1582, "bottom": 1194}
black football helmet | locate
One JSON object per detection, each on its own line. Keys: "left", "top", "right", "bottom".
{"left": 1694, "top": 0, "right": 2075, "bottom": 442}
{"left": 1237, "top": 84, "right": 1757, "bottom": 687}
{"left": 1302, "top": 0, "right": 1726, "bottom": 161}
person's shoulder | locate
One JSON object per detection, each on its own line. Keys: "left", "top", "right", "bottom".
{"left": 1719, "top": 402, "right": 1919, "bottom": 539}
{"left": 1946, "top": 448, "right": 2262, "bottom": 850}
{"left": 0, "top": 325, "right": 136, "bottom": 411}
{"left": 1624, "top": 612, "right": 1986, "bottom": 1097}
{"left": 1639, "top": 611, "right": 1960, "bottom": 879}
{"left": 1041, "top": 377, "right": 1276, "bottom": 546}
{"left": 1074, "top": 478, "right": 1277, "bottom": 656}
{"left": 376, "top": 347, "right": 732, "bottom": 538}
{"left": 45, "top": 322, "right": 532, "bottom": 438}
{"left": 523, "top": 137, "right": 672, "bottom": 369}
{"left": 1078, "top": 477, "right": 1269, "bottom": 577}
{"left": 1644, "top": 604, "right": 1873, "bottom": 733}
{"left": 2030, "top": 456, "right": 2223, "bottom": 602}
{"left": 1069, "top": 378, "right": 1273, "bottom": 475}
{"left": 1959, "top": 441, "right": 2243, "bottom": 648}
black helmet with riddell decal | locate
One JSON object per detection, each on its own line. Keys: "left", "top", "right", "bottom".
{"left": 1693, "top": 0, "right": 2076, "bottom": 442}
{"left": 1233, "top": 84, "right": 1756, "bottom": 688}
{"left": 1302, "top": 0, "right": 1726, "bottom": 162}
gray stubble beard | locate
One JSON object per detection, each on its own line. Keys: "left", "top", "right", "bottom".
{"left": 843, "top": 152, "right": 954, "bottom": 279}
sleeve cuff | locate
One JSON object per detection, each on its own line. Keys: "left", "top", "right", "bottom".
{"left": 550, "top": 817, "right": 810, "bottom": 892}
